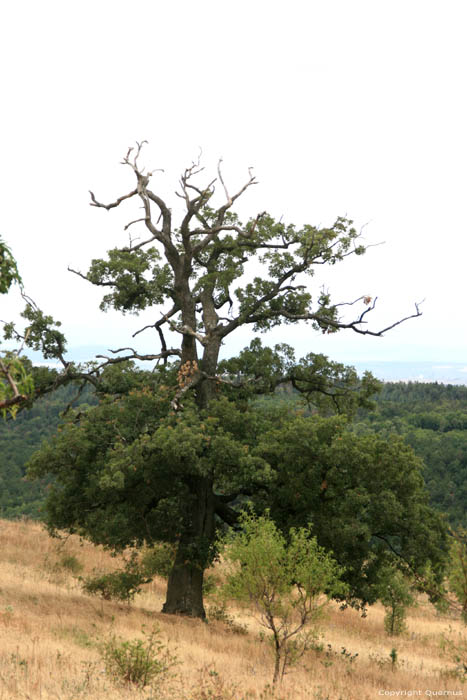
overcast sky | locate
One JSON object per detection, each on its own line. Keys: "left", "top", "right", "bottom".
{"left": 1, "top": 0, "right": 466, "bottom": 368}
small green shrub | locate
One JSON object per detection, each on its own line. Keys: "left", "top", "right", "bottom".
{"left": 100, "top": 625, "right": 177, "bottom": 688}
{"left": 60, "top": 554, "right": 83, "bottom": 575}
{"left": 81, "top": 568, "right": 151, "bottom": 603}
{"left": 81, "top": 551, "right": 154, "bottom": 603}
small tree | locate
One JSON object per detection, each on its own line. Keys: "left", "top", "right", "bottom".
{"left": 376, "top": 564, "right": 415, "bottom": 636}
{"left": 220, "top": 510, "right": 346, "bottom": 685}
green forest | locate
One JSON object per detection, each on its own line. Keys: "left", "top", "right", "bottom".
{"left": 0, "top": 383, "right": 96, "bottom": 519}
{"left": 1, "top": 378, "right": 466, "bottom": 529}
{"left": 356, "top": 381, "right": 467, "bottom": 529}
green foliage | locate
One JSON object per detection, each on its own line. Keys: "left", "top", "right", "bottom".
{"left": 81, "top": 555, "right": 152, "bottom": 603}
{"left": 0, "top": 238, "right": 22, "bottom": 294}
{"left": 375, "top": 564, "right": 415, "bottom": 636}
{"left": 59, "top": 554, "right": 83, "bottom": 575}
{"left": 86, "top": 247, "right": 173, "bottom": 313}
{"left": 220, "top": 510, "right": 346, "bottom": 684}
{"left": 140, "top": 543, "right": 177, "bottom": 580}
{"left": 0, "top": 355, "right": 34, "bottom": 418}
{"left": 27, "top": 388, "right": 272, "bottom": 556}
{"left": 0, "top": 382, "right": 95, "bottom": 519}
{"left": 0, "top": 240, "right": 35, "bottom": 418}
{"left": 255, "top": 413, "right": 447, "bottom": 606}
{"left": 356, "top": 381, "right": 467, "bottom": 528}
{"left": 219, "top": 339, "right": 380, "bottom": 415}
{"left": 447, "top": 529, "right": 467, "bottom": 623}
{"left": 19, "top": 305, "right": 67, "bottom": 360}
{"left": 99, "top": 625, "right": 178, "bottom": 687}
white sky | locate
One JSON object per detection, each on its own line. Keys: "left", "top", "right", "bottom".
{"left": 1, "top": 0, "right": 466, "bottom": 365}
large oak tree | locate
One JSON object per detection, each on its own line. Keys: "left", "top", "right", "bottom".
{"left": 26, "top": 143, "right": 444, "bottom": 618}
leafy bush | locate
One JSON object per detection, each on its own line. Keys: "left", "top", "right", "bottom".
{"left": 100, "top": 625, "right": 177, "bottom": 688}
{"left": 81, "top": 554, "right": 152, "bottom": 603}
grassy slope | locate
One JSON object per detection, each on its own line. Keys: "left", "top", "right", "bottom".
{"left": 0, "top": 519, "right": 464, "bottom": 699}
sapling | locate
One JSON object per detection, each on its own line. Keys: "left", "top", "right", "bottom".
{"left": 219, "top": 510, "right": 346, "bottom": 685}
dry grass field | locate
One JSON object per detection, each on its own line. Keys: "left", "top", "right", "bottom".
{"left": 0, "top": 518, "right": 464, "bottom": 699}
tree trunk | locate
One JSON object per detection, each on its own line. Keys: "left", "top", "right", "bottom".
{"left": 273, "top": 645, "right": 281, "bottom": 685}
{"left": 162, "top": 302, "right": 220, "bottom": 618}
{"left": 162, "top": 543, "right": 206, "bottom": 618}
{"left": 162, "top": 475, "right": 215, "bottom": 619}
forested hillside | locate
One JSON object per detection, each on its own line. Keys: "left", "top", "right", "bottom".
{"left": 1, "top": 379, "right": 466, "bottom": 528}
{"left": 356, "top": 381, "right": 467, "bottom": 528}
{"left": 0, "top": 384, "right": 95, "bottom": 519}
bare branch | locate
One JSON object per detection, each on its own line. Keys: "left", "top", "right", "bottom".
{"left": 89, "top": 189, "right": 138, "bottom": 210}
{"left": 123, "top": 217, "right": 147, "bottom": 231}
{"left": 217, "top": 158, "right": 232, "bottom": 206}
{"left": 133, "top": 305, "right": 179, "bottom": 338}
{"left": 245, "top": 300, "right": 423, "bottom": 338}
{"left": 68, "top": 266, "right": 116, "bottom": 288}
{"left": 169, "top": 322, "right": 208, "bottom": 346}
{"left": 94, "top": 347, "right": 181, "bottom": 369}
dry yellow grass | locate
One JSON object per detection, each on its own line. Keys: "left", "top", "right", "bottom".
{"left": 0, "top": 518, "right": 464, "bottom": 699}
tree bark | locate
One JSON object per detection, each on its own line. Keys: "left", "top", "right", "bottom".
{"left": 162, "top": 539, "right": 207, "bottom": 618}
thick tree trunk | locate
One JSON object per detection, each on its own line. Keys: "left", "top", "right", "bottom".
{"left": 162, "top": 476, "right": 215, "bottom": 618}
{"left": 162, "top": 293, "right": 221, "bottom": 618}
{"left": 162, "top": 543, "right": 206, "bottom": 618}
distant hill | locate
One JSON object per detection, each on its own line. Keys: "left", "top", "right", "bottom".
{"left": 356, "top": 381, "right": 467, "bottom": 528}
{"left": 24, "top": 347, "right": 467, "bottom": 386}
{"left": 352, "top": 361, "right": 467, "bottom": 385}
{"left": 0, "top": 384, "right": 95, "bottom": 519}
{"left": 1, "top": 376, "right": 466, "bottom": 528}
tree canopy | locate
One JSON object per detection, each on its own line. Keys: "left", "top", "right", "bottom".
{"left": 22, "top": 143, "right": 444, "bottom": 618}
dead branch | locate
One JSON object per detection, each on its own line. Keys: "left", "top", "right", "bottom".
{"left": 89, "top": 189, "right": 138, "bottom": 210}
{"left": 123, "top": 217, "right": 147, "bottom": 231}
{"left": 217, "top": 158, "right": 232, "bottom": 206}
{"left": 94, "top": 347, "right": 181, "bottom": 369}
{"left": 246, "top": 300, "right": 423, "bottom": 338}
{"left": 169, "top": 322, "right": 208, "bottom": 346}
